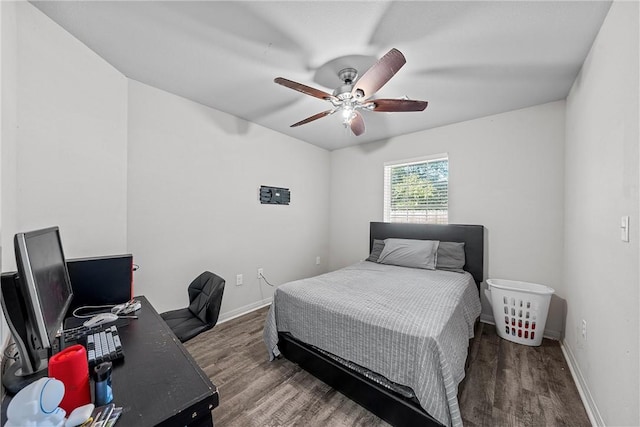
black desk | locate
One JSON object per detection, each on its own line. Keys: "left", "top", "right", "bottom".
{"left": 2, "top": 296, "right": 219, "bottom": 426}
{"left": 108, "top": 296, "right": 218, "bottom": 426}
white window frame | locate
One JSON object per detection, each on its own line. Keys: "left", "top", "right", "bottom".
{"left": 383, "top": 153, "right": 449, "bottom": 224}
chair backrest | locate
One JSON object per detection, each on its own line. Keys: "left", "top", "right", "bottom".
{"left": 187, "top": 271, "right": 225, "bottom": 326}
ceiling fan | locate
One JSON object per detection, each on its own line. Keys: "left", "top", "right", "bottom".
{"left": 274, "top": 48, "right": 428, "bottom": 136}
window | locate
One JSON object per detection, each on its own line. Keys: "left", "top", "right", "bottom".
{"left": 384, "top": 154, "right": 448, "bottom": 224}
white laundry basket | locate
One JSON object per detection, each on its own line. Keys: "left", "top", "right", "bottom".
{"left": 485, "top": 279, "right": 554, "bottom": 346}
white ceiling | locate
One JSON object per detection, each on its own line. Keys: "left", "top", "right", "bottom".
{"left": 31, "top": 1, "right": 611, "bottom": 151}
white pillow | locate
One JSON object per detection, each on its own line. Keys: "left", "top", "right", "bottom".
{"left": 377, "top": 238, "right": 439, "bottom": 270}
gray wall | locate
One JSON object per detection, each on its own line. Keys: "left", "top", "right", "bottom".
{"left": 127, "top": 80, "right": 331, "bottom": 317}
{"left": 2, "top": 2, "right": 128, "bottom": 266}
{"left": 563, "top": 1, "right": 639, "bottom": 425}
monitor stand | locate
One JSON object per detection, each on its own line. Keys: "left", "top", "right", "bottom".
{"left": 2, "top": 360, "right": 48, "bottom": 395}
{"left": 1, "top": 272, "right": 50, "bottom": 395}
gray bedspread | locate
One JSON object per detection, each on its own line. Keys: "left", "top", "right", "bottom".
{"left": 263, "top": 261, "right": 481, "bottom": 427}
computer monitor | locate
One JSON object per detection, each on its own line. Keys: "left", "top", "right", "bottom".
{"left": 66, "top": 254, "right": 133, "bottom": 313}
{"left": 1, "top": 226, "right": 74, "bottom": 394}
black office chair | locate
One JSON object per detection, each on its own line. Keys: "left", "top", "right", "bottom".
{"left": 160, "top": 271, "right": 225, "bottom": 343}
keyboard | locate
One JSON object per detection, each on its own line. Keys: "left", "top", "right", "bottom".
{"left": 62, "top": 325, "right": 124, "bottom": 367}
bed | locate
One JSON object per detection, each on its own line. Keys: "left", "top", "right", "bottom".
{"left": 263, "top": 222, "right": 484, "bottom": 427}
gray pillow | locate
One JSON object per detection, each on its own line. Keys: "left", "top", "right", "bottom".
{"left": 436, "top": 241, "right": 466, "bottom": 273}
{"left": 366, "top": 239, "right": 385, "bottom": 262}
{"left": 378, "top": 238, "right": 439, "bottom": 270}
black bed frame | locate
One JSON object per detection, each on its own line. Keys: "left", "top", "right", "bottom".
{"left": 278, "top": 222, "right": 485, "bottom": 427}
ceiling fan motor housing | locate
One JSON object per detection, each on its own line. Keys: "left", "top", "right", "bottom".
{"left": 333, "top": 68, "right": 358, "bottom": 98}
{"left": 338, "top": 68, "right": 358, "bottom": 84}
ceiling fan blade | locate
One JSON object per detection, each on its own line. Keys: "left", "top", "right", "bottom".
{"left": 351, "top": 48, "right": 406, "bottom": 100}
{"left": 350, "top": 111, "right": 365, "bottom": 136}
{"left": 370, "top": 99, "right": 428, "bottom": 112}
{"left": 274, "top": 77, "right": 337, "bottom": 102}
{"left": 290, "top": 109, "right": 335, "bottom": 127}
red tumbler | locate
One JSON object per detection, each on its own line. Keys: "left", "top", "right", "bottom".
{"left": 48, "top": 344, "right": 91, "bottom": 413}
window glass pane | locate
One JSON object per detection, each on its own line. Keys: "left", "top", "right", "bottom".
{"left": 384, "top": 157, "right": 448, "bottom": 224}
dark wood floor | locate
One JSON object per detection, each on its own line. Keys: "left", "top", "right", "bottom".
{"left": 184, "top": 306, "right": 590, "bottom": 427}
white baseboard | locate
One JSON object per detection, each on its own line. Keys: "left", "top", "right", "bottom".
{"left": 217, "top": 297, "right": 272, "bottom": 325}
{"left": 480, "top": 314, "right": 562, "bottom": 340}
{"left": 560, "top": 341, "right": 603, "bottom": 427}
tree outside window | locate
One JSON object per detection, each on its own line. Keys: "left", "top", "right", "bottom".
{"left": 384, "top": 156, "right": 448, "bottom": 224}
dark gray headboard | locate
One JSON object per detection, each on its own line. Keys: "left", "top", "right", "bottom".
{"left": 369, "top": 222, "right": 485, "bottom": 287}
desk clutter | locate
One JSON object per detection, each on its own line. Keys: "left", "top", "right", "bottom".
{"left": 3, "top": 377, "right": 121, "bottom": 427}
{"left": 2, "top": 294, "right": 219, "bottom": 426}
{"left": 11, "top": 320, "right": 124, "bottom": 426}
{"left": 33, "top": 339, "right": 120, "bottom": 426}
{"left": 83, "top": 403, "right": 122, "bottom": 427}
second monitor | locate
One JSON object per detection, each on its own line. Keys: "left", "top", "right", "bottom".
{"left": 66, "top": 254, "right": 134, "bottom": 313}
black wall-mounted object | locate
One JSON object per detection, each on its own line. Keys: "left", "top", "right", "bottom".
{"left": 259, "top": 186, "right": 290, "bottom": 205}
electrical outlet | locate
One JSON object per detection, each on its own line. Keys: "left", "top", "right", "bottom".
{"left": 316, "top": 256, "right": 321, "bottom": 265}
{"left": 257, "top": 268, "right": 264, "bottom": 279}
{"left": 236, "top": 274, "right": 243, "bottom": 286}
{"left": 581, "top": 319, "right": 587, "bottom": 339}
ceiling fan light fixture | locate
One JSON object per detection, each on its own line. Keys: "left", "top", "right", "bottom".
{"left": 274, "top": 48, "right": 427, "bottom": 137}
{"left": 341, "top": 105, "right": 355, "bottom": 124}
